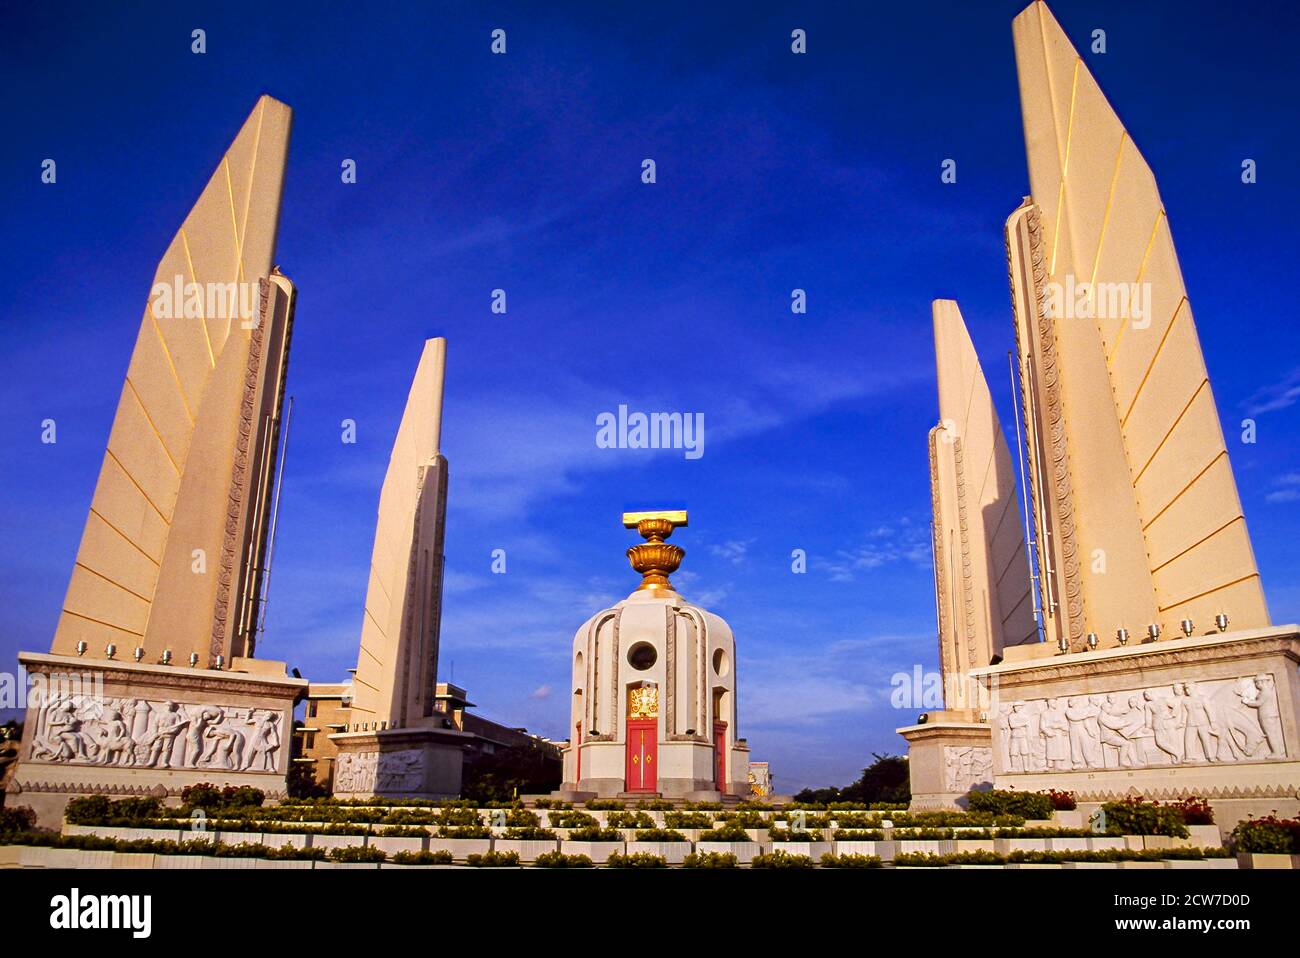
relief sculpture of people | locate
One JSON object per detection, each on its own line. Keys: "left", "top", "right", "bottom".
{"left": 26, "top": 695, "right": 283, "bottom": 773}
{"left": 994, "top": 674, "right": 1286, "bottom": 773}
{"left": 943, "top": 746, "right": 993, "bottom": 794}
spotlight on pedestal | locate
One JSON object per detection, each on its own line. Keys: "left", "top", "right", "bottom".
{"left": 1147, "top": 624, "right": 1161, "bottom": 642}
{"left": 75, "top": 641, "right": 88, "bottom": 657}
{"left": 1086, "top": 632, "right": 1099, "bottom": 650}
{"left": 1180, "top": 618, "right": 1195, "bottom": 638}
{"left": 1116, "top": 628, "right": 1129, "bottom": 646}
{"left": 132, "top": 647, "right": 145, "bottom": 662}
{"left": 917, "top": 713, "right": 929, "bottom": 724}
{"left": 105, "top": 643, "right": 117, "bottom": 659}
{"left": 188, "top": 652, "right": 200, "bottom": 667}
{"left": 1215, "top": 613, "right": 1229, "bottom": 633}
{"left": 1057, "top": 634, "right": 1069, "bottom": 654}
{"left": 214, "top": 654, "right": 225, "bottom": 670}
{"left": 161, "top": 649, "right": 173, "bottom": 665}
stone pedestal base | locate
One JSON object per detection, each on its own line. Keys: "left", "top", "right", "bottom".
{"left": 329, "top": 727, "right": 472, "bottom": 800}
{"left": 10, "top": 652, "right": 306, "bottom": 828}
{"left": 969, "top": 625, "right": 1300, "bottom": 828}
{"left": 896, "top": 720, "right": 994, "bottom": 810}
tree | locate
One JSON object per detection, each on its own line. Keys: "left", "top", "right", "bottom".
{"left": 460, "top": 743, "right": 561, "bottom": 804}
{"left": 793, "top": 752, "right": 910, "bottom": 804}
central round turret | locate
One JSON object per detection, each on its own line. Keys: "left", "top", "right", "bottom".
{"left": 560, "top": 510, "right": 749, "bottom": 800}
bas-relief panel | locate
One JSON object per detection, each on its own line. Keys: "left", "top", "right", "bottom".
{"left": 27, "top": 695, "right": 283, "bottom": 773}
{"left": 943, "top": 746, "right": 993, "bottom": 794}
{"left": 334, "top": 749, "right": 425, "bottom": 794}
{"left": 994, "top": 674, "right": 1286, "bottom": 774}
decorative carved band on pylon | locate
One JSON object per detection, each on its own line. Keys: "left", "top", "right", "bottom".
{"left": 209, "top": 278, "right": 270, "bottom": 667}
{"left": 1006, "top": 200, "right": 1086, "bottom": 650}
{"left": 928, "top": 427, "right": 951, "bottom": 692}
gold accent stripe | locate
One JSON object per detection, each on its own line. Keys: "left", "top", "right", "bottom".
{"left": 1132, "top": 378, "right": 1208, "bottom": 485}
{"left": 124, "top": 377, "right": 182, "bottom": 474}
{"left": 146, "top": 310, "right": 196, "bottom": 424}
{"left": 88, "top": 508, "right": 161, "bottom": 567}
{"left": 1120, "top": 296, "right": 1188, "bottom": 428}
{"left": 1049, "top": 59, "right": 1081, "bottom": 276}
{"left": 1105, "top": 210, "right": 1165, "bottom": 364}
{"left": 237, "top": 99, "right": 266, "bottom": 277}
{"left": 1142, "top": 451, "right": 1226, "bottom": 532}
{"left": 1157, "top": 573, "right": 1258, "bottom": 614}
{"left": 58, "top": 609, "right": 144, "bottom": 638}
{"left": 178, "top": 227, "right": 216, "bottom": 369}
{"left": 1088, "top": 132, "right": 1128, "bottom": 296}
{"left": 1149, "top": 516, "right": 1244, "bottom": 575}
{"left": 73, "top": 562, "right": 154, "bottom": 604}
{"left": 104, "top": 449, "right": 170, "bottom": 523}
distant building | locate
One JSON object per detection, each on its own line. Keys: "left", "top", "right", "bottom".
{"left": 291, "top": 680, "right": 559, "bottom": 792}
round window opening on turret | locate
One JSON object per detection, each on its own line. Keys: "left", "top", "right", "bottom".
{"left": 627, "top": 642, "right": 658, "bottom": 671}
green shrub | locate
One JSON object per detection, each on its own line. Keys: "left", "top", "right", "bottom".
{"left": 1231, "top": 816, "right": 1299, "bottom": 854}
{"left": 437, "top": 825, "right": 491, "bottom": 839}
{"left": 504, "top": 809, "right": 540, "bottom": 828}
{"left": 433, "top": 807, "right": 484, "bottom": 827}
{"left": 768, "top": 827, "right": 818, "bottom": 842}
{"left": 831, "top": 829, "right": 885, "bottom": 841}
{"left": 966, "top": 789, "right": 1054, "bottom": 820}
{"left": 819, "top": 852, "right": 882, "bottom": 868}
{"left": 179, "top": 783, "right": 265, "bottom": 811}
{"left": 381, "top": 825, "right": 431, "bottom": 838}
{"left": 211, "top": 841, "right": 272, "bottom": 858}
{"left": 328, "top": 844, "right": 386, "bottom": 863}
{"left": 501, "top": 827, "right": 556, "bottom": 840}
{"left": 751, "top": 850, "right": 814, "bottom": 869}
{"left": 548, "top": 811, "right": 599, "bottom": 829}
{"left": 64, "top": 794, "right": 163, "bottom": 825}
{"left": 606, "top": 811, "right": 655, "bottom": 829}
{"left": 683, "top": 801, "right": 724, "bottom": 811}
{"left": 700, "top": 822, "right": 752, "bottom": 842}
{"left": 267, "top": 843, "right": 325, "bottom": 860}
{"left": 466, "top": 850, "right": 520, "bottom": 867}
{"left": 718, "top": 811, "right": 766, "bottom": 828}
{"left": 606, "top": 852, "right": 667, "bottom": 868}
{"left": 1101, "top": 797, "right": 1190, "bottom": 838}
{"left": 0, "top": 806, "right": 36, "bottom": 836}
{"left": 568, "top": 826, "right": 623, "bottom": 842}
{"left": 664, "top": 812, "right": 712, "bottom": 829}
{"left": 534, "top": 851, "right": 594, "bottom": 868}
{"left": 637, "top": 799, "right": 673, "bottom": 811}
{"left": 391, "top": 850, "right": 454, "bottom": 865}
{"left": 633, "top": 828, "right": 688, "bottom": 842}
{"left": 64, "top": 795, "right": 112, "bottom": 824}
{"left": 683, "top": 851, "right": 738, "bottom": 869}
{"left": 585, "top": 800, "right": 626, "bottom": 811}
{"left": 894, "top": 852, "right": 951, "bottom": 867}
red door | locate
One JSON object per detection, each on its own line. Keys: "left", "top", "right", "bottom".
{"left": 714, "top": 721, "right": 728, "bottom": 791}
{"left": 625, "top": 718, "right": 657, "bottom": 792}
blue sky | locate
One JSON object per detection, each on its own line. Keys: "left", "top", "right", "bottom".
{"left": 2, "top": 1, "right": 1298, "bottom": 793}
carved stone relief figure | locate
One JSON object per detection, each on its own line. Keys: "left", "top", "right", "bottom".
{"left": 335, "top": 751, "right": 378, "bottom": 793}
{"left": 1244, "top": 674, "right": 1285, "bottom": 759}
{"left": 995, "top": 673, "right": 1287, "bottom": 773}
{"left": 26, "top": 695, "right": 283, "bottom": 773}
{"left": 1039, "top": 698, "right": 1070, "bottom": 770}
{"left": 943, "top": 746, "right": 993, "bottom": 794}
